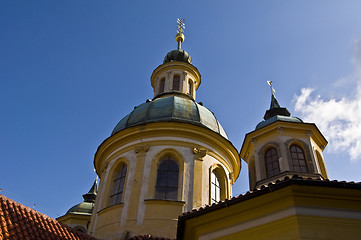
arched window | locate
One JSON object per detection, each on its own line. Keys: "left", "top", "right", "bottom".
{"left": 172, "top": 75, "right": 180, "bottom": 90}
{"left": 210, "top": 170, "right": 221, "bottom": 204}
{"left": 155, "top": 157, "right": 179, "bottom": 200}
{"left": 265, "top": 148, "right": 280, "bottom": 177}
{"left": 110, "top": 163, "right": 127, "bottom": 205}
{"left": 159, "top": 78, "right": 165, "bottom": 94}
{"left": 187, "top": 79, "right": 193, "bottom": 96}
{"left": 290, "top": 145, "right": 308, "bottom": 173}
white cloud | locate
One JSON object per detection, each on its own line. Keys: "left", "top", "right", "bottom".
{"left": 294, "top": 37, "right": 361, "bottom": 162}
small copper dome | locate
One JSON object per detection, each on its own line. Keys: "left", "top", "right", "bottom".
{"left": 163, "top": 49, "right": 192, "bottom": 64}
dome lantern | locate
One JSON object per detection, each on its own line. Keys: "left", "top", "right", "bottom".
{"left": 152, "top": 19, "right": 200, "bottom": 100}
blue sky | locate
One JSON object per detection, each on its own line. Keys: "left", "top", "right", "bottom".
{"left": 1, "top": 1, "right": 361, "bottom": 219}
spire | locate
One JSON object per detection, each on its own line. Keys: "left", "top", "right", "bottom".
{"left": 270, "top": 94, "right": 281, "bottom": 109}
{"left": 263, "top": 82, "right": 291, "bottom": 120}
{"left": 82, "top": 180, "right": 97, "bottom": 203}
{"left": 163, "top": 18, "right": 192, "bottom": 64}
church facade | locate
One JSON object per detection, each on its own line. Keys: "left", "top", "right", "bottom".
{"left": 56, "top": 22, "right": 361, "bottom": 240}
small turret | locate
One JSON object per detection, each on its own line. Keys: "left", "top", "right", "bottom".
{"left": 240, "top": 83, "right": 328, "bottom": 190}
{"left": 56, "top": 180, "right": 98, "bottom": 233}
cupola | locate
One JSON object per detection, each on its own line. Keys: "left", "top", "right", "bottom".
{"left": 151, "top": 19, "right": 200, "bottom": 100}
{"left": 240, "top": 83, "right": 328, "bottom": 190}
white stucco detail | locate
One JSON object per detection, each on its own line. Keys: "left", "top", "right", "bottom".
{"left": 120, "top": 151, "right": 136, "bottom": 227}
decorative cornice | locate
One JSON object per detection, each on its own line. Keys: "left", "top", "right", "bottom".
{"left": 229, "top": 172, "right": 235, "bottom": 184}
{"left": 193, "top": 147, "right": 207, "bottom": 160}
{"left": 134, "top": 143, "right": 150, "bottom": 153}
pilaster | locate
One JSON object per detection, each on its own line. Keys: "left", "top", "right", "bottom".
{"left": 192, "top": 147, "right": 207, "bottom": 208}
{"left": 126, "top": 143, "right": 150, "bottom": 226}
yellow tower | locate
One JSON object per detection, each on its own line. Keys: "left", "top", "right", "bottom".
{"left": 240, "top": 87, "right": 328, "bottom": 190}
{"left": 88, "top": 20, "right": 241, "bottom": 239}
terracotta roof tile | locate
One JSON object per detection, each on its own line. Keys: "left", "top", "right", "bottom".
{"left": 0, "top": 195, "right": 97, "bottom": 240}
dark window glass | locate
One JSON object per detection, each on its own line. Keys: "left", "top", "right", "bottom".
{"left": 110, "top": 164, "right": 127, "bottom": 205}
{"left": 265, "top": 148, "right": 280, "bottom": 177}
{"left": 159, "top": 78, "right": 165, "bottom": 93}
{"left": 211, "top": 170, "right": 221, "bottom": 204}
{"left": 172, "top": 75, "right": 180, "bottom": 90}
{"left": 155, "top": 157, "right": 179, "bottom": 200}
{"left": 290, "top": 145, "right": 308, "bottom": 173}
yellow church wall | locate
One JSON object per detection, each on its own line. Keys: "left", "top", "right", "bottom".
{"left": 309, "top": 138, "right": 329, "bottom": 179}
{"left": 94, "top": 122, "right": 240, "bottom": 180}
{"left": 90, "top": 121, "right": 240, "bottom": 239}
{"left": 180, "top": 184, "right": 361, "bottom": 240}
{"left": 297, "top": 215, "right": 361, "bottom": 240}
{"left": 240, "top": 121, "right": 328, "bottom": 190}
{"left": 93, "top": 204, "right": 123, "bottom": 231}
{"left": 211, "top": 215, "right": 361, "bottom": 240}
{"left": 201, "top": 155, "right": 231, "bottom": 205}
{"left": 291, "top": 185, "right": 361, "bottom": 210}
{"left": 210, "top": 216, "right": 301, "bottom": 240}
{"left": 56, "top": 213, "right": 91, "bottom": 233}
{"left": 182, "top": 187, "right": 297, "bottom": 239}
{"left": 241, "top": 121, "right": 327, "bottom": 165}
{"left": 150, "top": 61, "right": 200, "bottom": 100}
{"left": 92, "top": 204, "right": 124, "bottom": 239}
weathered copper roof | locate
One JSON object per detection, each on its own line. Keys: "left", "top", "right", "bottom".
{"left": 256, "top": 115, "right": 303, "bottom": 130}
{"left": 66, "top": 181, "right": 97, "bottom": 215}
{"left": 163, "top": 49, "right": 192, "bottom": 64}
{"left": 112, "top": 94, "right": 228, "bottom": 139}
{"left": 256, "top": 94, "right": 302, "bottom": 130}
{"left": 0, "top": 195, "right": 97, "bottom": 240}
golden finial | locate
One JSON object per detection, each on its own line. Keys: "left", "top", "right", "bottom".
{"left": 176, "top": 18, "right": 185, "bottom": 50}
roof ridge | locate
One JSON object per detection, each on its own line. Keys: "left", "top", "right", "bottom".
{"left": 0, "top": 194, "right": 50, "bottom": 220}
{"left": 0, "top": 194, "right": 97, "bottom": 240}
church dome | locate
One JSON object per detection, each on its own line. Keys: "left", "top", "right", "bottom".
{"left": 65, "top": 180, "right": 97, "bottom": 216}
{"left": 111, "top": 94, "right": 228, "bottom": 139}
{"left": 163, "top": 49, "right": 192, "bottom": 64}
{"left": 66, "top": 202, "right": 94, "bottom": 215}
{"left": 256, "top": 115, "right": 303, "bottom": 130}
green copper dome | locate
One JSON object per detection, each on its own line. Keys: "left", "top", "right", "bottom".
{"left": 163, "top": 49, "right": 192, "bottom": 64}
{"left": 256, "top": 115, "right": 303, "bottom": 130}
{"left": 66, "top": 202, "right": 94, "bottom": 215}
{"left": 111, "top": 94, "right": 228, "bottom": 139}
{"left": 256, "top": 94, "right": 303, "bottom": 130}
{"left": 66, "top": 181, "right": 97, "bottom": 215}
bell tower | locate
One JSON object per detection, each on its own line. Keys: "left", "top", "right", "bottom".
{"left": 240, "top": 83, "right": 328, "bottom": 190}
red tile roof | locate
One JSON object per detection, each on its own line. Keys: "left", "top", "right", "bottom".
{"left": 0, "top": 195, "right": 97, "bottom": 240}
